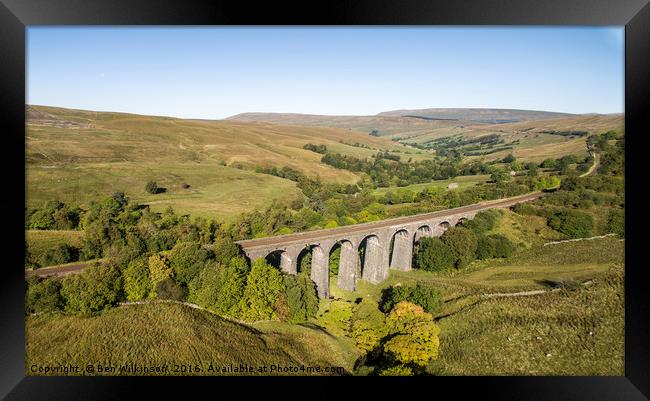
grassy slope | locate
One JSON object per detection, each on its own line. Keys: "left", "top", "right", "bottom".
{"left": 27, "top": 105, "right": 429, "bottom": 218}
{"left": 26, "top": 303, "right": 356, "bottom": 376}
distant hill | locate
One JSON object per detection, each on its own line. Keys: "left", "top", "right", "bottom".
{"left": 226, "top": 112, "right": 465, "bottom": 137}
{"left": 227, "top": 109, "right": 623, "bottom": 163}
{"left": 377, "top": 108, "right": 576, "bottom": 124}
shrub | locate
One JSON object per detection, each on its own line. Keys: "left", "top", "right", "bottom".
{"left": 464, "top": 209, "right": 499, "bottom": 235}
{"left": 28, "top": 208, "right": 55, "bottom": 229}
{"left": 607, "top": 209, "right": 625, "bottom": 238}
{"left": 540, "top": 158, "right": 557, "bottom": 169}
{"left": 123, "top": 256, "right": 151, "bottom": 301}
{"left": 379, "top": 283, "right": 442, "bottom": 315}
{"left": 476, "top": 236, "right": 497, "bottom": 259}
{"left": 284, "top": 271, "right": 319, "bottom": 323}
{"left": 168, "top": 242, "right": 211, "bottom": 285}
{"left": 491, "top": 234, "right": 515, "bottom": 258}
{"left": 61, "top": 263, "right": 122, "bottom": 316}
{"left": 39, "top": 243, "right": 78, "bottom": 267}
{"left": 476, "top": 234, "right": 515, "bottom": 259}
{"left": 414, "top": 237, "right": 455, "bottom": 271}
{"left": 154, "top": 278, "right": 188, "bottom": 301}
{"left": 240, "top": 258, "right": 285, "bottom": 321}
{"left": 25, "top": 277, "right": 64, "bottom": 314}
{"left": 548, "top": 209, "right": 594, "bottom": 238}
{"left": 440, "top": 227, "right": 478, "bottom": 269}
{"left": 145, "top": 181, "right": 159, "bottom": 194}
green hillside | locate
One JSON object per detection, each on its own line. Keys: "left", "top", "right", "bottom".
{"left": 27, "top": 105, "right": 431, "bottom": 219}
{"left": 26, "top": 302, "right": 357, "bottom": 375}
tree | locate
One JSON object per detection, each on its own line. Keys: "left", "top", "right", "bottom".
{"left": 284, "top": 270, "right": 319, "bottom": 323}
{"left": 382, "top": 301, "right": 441, "bottom": 369}
{"left": 123, "top": 256, "right": 151, "bottom": 301}
{"left": 379, "top": 283, "right": 442, "bottom": 314}
{"left": 39, "top": 243, "right": 78, "bottom": 267}
{"left": 535, "top": 176, "right": 561, "bottom": 191}
{"left": 540, "top": 158, "right": 557, "bottom": 169}
{"left": 148, "top": 254, "right": 172, "bottom": 298}
{"left": 414, "top": 237, "right": 455, "bottom": 271}
{"left": 502, "top": 154, "right": 516, "bottom": 163}
{"left": 61, "top": 263, "right": 122, "bottom": 316}
{"left": 489, "top": 168, "right": 510, "bottom": 184}
{"left": 351, "top": 299, "right": 387, "bottom": 352}
{"left": 145, "top": 181, "right": 159, "bottom": 194}
{"left": 155, "top": 278, "right": 187, "bottom": 301}
{"left": 526, "top": 163, "right": 539, "bottom": 177}
{"left": 440, "top": 227, "right": 478, "bottom": 269}
{"left": 212, "top": 236, "right": 241, "bottom": 264}
{"left": 25, "top": 277, "right": 64, "bottom": 314}
{"left": 168, "top": 242, "right": 211, "bottom": 285}
{"left": 240, "top": 258, "right": 285, "bottom": 321}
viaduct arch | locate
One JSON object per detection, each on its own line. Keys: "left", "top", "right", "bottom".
{"left": 237, "top": 192, "right": 542, "bottom": 298}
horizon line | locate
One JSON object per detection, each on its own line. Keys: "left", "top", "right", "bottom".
{"left": 26, "top": 103, "right": 625, "bottom": 122}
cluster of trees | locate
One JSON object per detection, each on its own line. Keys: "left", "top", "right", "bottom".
{"left": 415, "top": 211, "right": 515, "bottom": 271}
{"left": 317, "top": 283, "right": 443, "bottom": 375}
{"left": 321, "top": 151, "right": 468, "bottom": 188}
{"left": 25, "top": 195, "right": 320, "bottom": 323}
{"left": 26, "top": 201, "right": 82, "bottom": 230}
{"left": 512, "top": 141, "right": 624, "bottom": 240}
{"left": 302, "top": 143, "right": 328, "bottom": 154}
{"left": 353, "top": 300, "right": 442, "bottom": 376}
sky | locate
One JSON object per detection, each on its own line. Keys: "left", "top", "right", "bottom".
{"left": 27, "top": 27, "right": 624, "bottom": 119}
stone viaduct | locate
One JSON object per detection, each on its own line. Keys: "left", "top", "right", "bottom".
{"left": 236, "top": 192, "right": 543, "bottom": 298}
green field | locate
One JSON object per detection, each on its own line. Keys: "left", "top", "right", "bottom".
{"left": 27, "top": 162, "right": 303, "bottom": 220}
{"left": 26, "top": 302, "right": 357, "bottom": 376}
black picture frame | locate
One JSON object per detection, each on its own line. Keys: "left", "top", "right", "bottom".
{"left": 2, "top": 0, "right": 649, "bottom": 399}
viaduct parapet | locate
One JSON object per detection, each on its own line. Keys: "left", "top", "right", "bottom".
{"left": 236, "top": 192, "right": 543, "bottom": 298}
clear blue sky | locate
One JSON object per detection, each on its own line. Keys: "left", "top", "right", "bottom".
{"left": 27, "top": 27, "right": 624, "bottom": 119}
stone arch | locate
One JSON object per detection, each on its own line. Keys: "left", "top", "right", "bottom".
{"left": 296, "top": 246, "right": 314, "bottom": 275}
{"left": 264, "top": 249, "right": 297, "bottom": 274}
{"left": 456, "top": 217, "right": 468, "bottom": 226}
{"left": 389, "top": 229, "right": 412, "bottom": 271}
{"left": 331, "top": 239, "right": 358, "bottom": 292}
{"left": 264, "top": 249, "right": 285, "bottom": 269}
{"left": 414, "top": 225, "right": 432, "bottom": 242}
{"left": 359, "top": 234, "right": 389, "bottom": 283}
{"left": 439, "top": 221, "right": 451, "bottom": 229}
